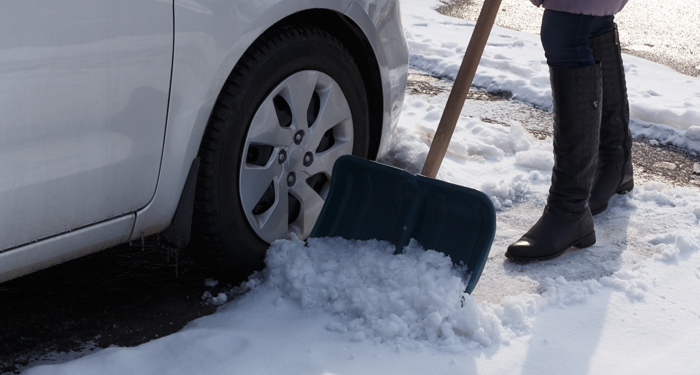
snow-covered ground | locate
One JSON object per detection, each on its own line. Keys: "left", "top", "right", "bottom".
{"left": 24, "top": 0, "right": 700, "bottom": 374}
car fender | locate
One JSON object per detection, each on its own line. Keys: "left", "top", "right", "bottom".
{"left": 344, "top": 0, "right": 408, "bottom": 159}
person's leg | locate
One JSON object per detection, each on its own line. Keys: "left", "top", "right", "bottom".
{"left": 540, "top": 10, "right": 615, "bottom": 69}
{"left": 590, "top": 15, "right": 616, "bottom": 38}
{"left": 506, "top": 10, "right": 606, "bottom": 261}
{"left": 540, "top": 10, "right": 599, "bottom": 70}
{"left": 588, "top": 21, "right": 634, "bottom": 215}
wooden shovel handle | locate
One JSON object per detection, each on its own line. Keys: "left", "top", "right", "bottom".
{"left": 420, "top": 0, "right": 503, "bottom": 178}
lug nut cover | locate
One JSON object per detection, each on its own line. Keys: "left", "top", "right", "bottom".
{"left": 294, "top": 130, "right": 304, "bottom": 145}
{"left": 303, "top": 152, "right": 314, "bottom": 167}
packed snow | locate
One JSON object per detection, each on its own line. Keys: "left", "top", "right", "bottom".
{"left": 24, "top": 0, "right": 700, "bottom": 374}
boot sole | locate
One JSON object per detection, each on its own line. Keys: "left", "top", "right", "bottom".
{"left": 591, "top": 180, "right": 634, "bottom": 216}
{"left": 505, "top": 231, "right": 596, "bottom": 263}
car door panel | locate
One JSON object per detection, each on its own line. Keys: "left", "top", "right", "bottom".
{"left": 0, "top": 0, "right": 173, "bottom": 250}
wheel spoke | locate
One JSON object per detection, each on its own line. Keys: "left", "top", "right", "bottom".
{"left": 289, "top": 181, "right": 325, "bottom": 239}
{"left": 305, "top": 139, "right": 354, "bottom": 177}
{"left": 247, "top": 98, "right": 294, "bottom": 146}
{"left": 285, "top": 71, "right": 320, "bottom": 133}
{"left": 256, "top": 184, "right": 289, "bottom": 241}
{"left": 239, "top": 161, "right": 283, "bottom": 213}
{"left": 308, "top": 82, "right": 352, "bottom": 149}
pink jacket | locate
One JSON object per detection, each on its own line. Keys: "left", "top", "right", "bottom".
{"left": 529, "top": 0, "right": 629, "bottom": 16}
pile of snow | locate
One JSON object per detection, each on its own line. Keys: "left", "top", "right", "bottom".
{"left": 260, "top": 237, "right": 501, "bottom": 348}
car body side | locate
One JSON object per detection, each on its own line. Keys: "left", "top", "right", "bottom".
{"left": 0, "top": 0, "right": 408, "bottom": 283}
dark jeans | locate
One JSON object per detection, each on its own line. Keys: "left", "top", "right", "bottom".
{"left": 541, "top": 9, "right": 616, "bottom": 70}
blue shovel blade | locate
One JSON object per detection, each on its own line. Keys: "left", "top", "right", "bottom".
{"left": 310, "top": 155, "right": 496, "bottom": 294}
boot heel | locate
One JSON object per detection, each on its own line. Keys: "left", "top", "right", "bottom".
{"left": 575, "top": 232, "right": 596, "bottom": 248}
{"left": 616, "top": 180, "right": 634, "bottom": 195}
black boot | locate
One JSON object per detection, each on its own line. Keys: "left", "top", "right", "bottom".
{"left": 588, "top": 27, "right": 634, "bottom": 215}
{"left": 506, "top": 63, "right": 602, "bottom": 262}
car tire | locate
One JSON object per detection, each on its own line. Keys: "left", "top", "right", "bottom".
{"left": 191, "top": 22, "right": 370, "bottom": 280}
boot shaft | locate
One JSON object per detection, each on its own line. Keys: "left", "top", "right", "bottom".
{"left": 547, "top": 63, "right": 603, "bottom": 213}
{"left": 589, "top": 27, "right": 631, "bottom": 153}
{"left": 587, "top": 27, "right": 634, "bottom": 216}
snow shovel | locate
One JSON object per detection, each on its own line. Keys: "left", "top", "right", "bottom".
{"left": 310, "top": 0, "right": 502, "bottom": 294}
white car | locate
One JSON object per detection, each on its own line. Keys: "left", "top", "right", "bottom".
{"left": 0, "top": 0, "right": 408, "bottom": 283}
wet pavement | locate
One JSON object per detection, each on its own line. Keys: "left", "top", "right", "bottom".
{"left": 0, "top": 238, "right": 246, "bottom": 374}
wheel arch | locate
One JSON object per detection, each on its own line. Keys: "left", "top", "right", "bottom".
{"left": 280, "top": 10, "right": 384, "bottom": 160}
{"left": 200, "top": 9, "right": 385, "bottom": 163}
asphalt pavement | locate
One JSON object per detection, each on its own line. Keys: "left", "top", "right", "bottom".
{"left": 0, "top": 237, "right": 242, "bottom": 374}
{"left": 438, "top": 0, "right": 700, "bottom": 77}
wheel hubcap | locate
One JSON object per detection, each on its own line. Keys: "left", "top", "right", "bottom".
{"left": 239, "top": 71, "right": 354, "bottom": 243}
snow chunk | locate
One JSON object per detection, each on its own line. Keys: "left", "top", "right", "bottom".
{"left": 201, "top": 291, "right": 228, "bottom": 306}
{"left": 479, "top": 172, "right": 543, "bottom": 210}
{"left": 644, "top": 182, "right": 667, "bottom": 192}
{"left": 686, "top": 126, "right": 700, "bottom": 142}
{"left": 599, "top": 270, "right": 649, "bottom": 301}
{"left": 515, "top": 149, "right": 553, "bottom": 171}
{"left": 540, "top": 277, "right": 602, "bottom": 306}
{"left": 653, "top": 234, "right": 700, "bottom": 263}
